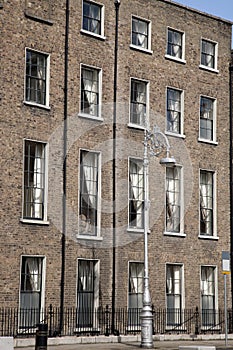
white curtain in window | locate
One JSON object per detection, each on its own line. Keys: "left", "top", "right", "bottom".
{"left": 83, "top": 152, "right": 97, "bottom": 208}
{"left": 82, "top": 69, "right": 98, "bottom": 114}
{"left": 26, "top": 258, "right": 41, "bottom": 292}
{"left": 34, "top": 144, "right": 44, "bottom": 218}
{"left": 201, "top": 267, "right": 214, "bottom": 295}
{"left": 138, "top": 21, "right": 147, "bottom": 47}
{"left": 130, "top": 160, "right": 143, "bottom": 227}
{"left": 166, "top": 265, "right": 181, "bottom": 309}
{"left": 89, "top": 4, "right": 99, "bottom": 33}
{"left": 166, "top": 266, "right": 173, "bottom": 294}
{"left": 130, "top": 270, "right": 138, "bottom": 294}
{"left": 172, "top": 32, "right": 181, "bottom": 57}
{"left": 166, "top": 168, "right": 179, "bottom": 229}
{"left": 203, "top": 41, "right": 214, "bottom": 67}
{"left": 167, "top": 89, "right": 180, "bottom": 132}
{"left": 200, "top": 172, "right": 212, "bottom": 218}
{"left": 135, "top": 83, "right": 146, "bottom": 125}
{"left": 133, "top": 20, "right": 147, "bottom": 47}
{"left": 201, "top": 98, "right": 213, "bottom": 120}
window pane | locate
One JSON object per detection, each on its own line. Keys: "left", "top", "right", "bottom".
{"left": 200, "top": 171, "right": 213, "bottom": 236}
{"left": 20, "top": 256, "right": 43, "bottom": 328}
{"left": 83, "top": 1, "right": 101, "bottom": 35}
{"left": 81, "top": 67, "right": 99, "bottom": 116}
{"left": 201, "top": 40, "right": 215, "bottom": 68}
{"left": 79, "top": 151, "right": 99, "bottom": 235}
{"left": 166, "top": 264, "right": 182, "bottom": 326}
{"left": 200, "top": 97, "right": 214, "bottom": 141}
{"left": 132, "top": 17, "right": 148, "bottom": 49}
{"left": 167, "top": 88, "right": 181, "bottom": 134}
{"left": 166, "top": 167, "right": 181, "bottom": 232}
{"left": 128, "top": 262, "right": 143, "bottom": 326}
{"left": 130, "top": 80, "right": 147, "bottom": 126}
{"left": 129, "top": 159, "right": 144, "bottom": 228}
{"left": 23, "top": 141, "right": 45, "bottom": 220}
{"left": 25, "top": 50, "right": 47, "bottom": 105}
{"left": 201, "top": 266, "right": 216, "bottom": 326}
{"left": 167, "top": 29, "right": 182, "bottom": 59}
{"left": 77, "top": 260, "right": 96, "bottom": 328}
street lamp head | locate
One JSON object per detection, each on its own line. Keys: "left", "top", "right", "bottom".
{"left": 159, "top": 155, "right": 176, "bottom": 167}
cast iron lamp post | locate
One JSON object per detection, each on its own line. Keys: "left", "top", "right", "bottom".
{"left": 140, "top": 125, "right": 176, "bottom": 348}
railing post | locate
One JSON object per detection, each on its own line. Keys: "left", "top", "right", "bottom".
{"left": 48, "top": 304, "right": 53, "bottom": 337}
{"left": 152, "top": 304, "right": 155, "bottom": 335}
{"left": 195, "top": 306, "right": 199, "bottom": 335}
{"left": 105, "top": 305, "right": 110, "bottom": 336}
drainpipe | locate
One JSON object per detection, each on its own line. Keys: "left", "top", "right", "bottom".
{"left": 112, "top": 0, "right": 120, "bottom": 335}
{"left": 60, "top": 0, "right": 69, "bottom": 335}
{"left": 229, "top": 57, "right": 233, "bottom": 328}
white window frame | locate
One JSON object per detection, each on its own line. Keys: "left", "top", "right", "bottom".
{"left": 166, "top": 86, "right": 185, "bottom": 138}
{"left": 199, "top": 169, "right": 218, "bottom": 240}
{"left": 128, "top": 77, "right": 149, "bottom": 129}
{"left": 200, "top": 265, "right": 218, "bottom": 329}
{"left": 128, "top": 157, "right": 144, "bottom": 232}
{"left": 164, "top": 165, "right": 185, "bottom": 237}
{"left": 20, "top": 139, "right": 49, "bottom": 225}
{"left": 24, "top": 48, "right": 50, "bottom": 109}
{"left": 76, "top": 258, "right": 100, "bottom": 331}
{"left": 19, "top": 255, "right": 46, "bottom": 332}
{"left": 78, "top": 149, "right": 102, "bottom": 240}
{"left": 79, "top": 64, "right": 103, "bottom": 121}
{"left": 81, "top": 0, "right": 105, "bottom": 40}
{"left": 165, "top": 27, "right": 186, "bottom": 64}
{"left": 198, "top": 95, "right": 217, "bottom": 144}
{"left": 165, "top": 263, "right": 185, "bottom": 329}
{"left": 199, "top": 38, "right": 219, "bottom": 73}
{"left": 130, "top": 15, "right": 152, "bottom": 54}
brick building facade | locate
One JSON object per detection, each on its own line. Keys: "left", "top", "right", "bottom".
{"left": 0, "top": 0, "right": 232, "bottom": 335}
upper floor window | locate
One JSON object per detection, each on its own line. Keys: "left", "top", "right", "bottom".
{"left": 131, "top": 16, "right": 151, "bottom": 52}
{"left": 166, "top": 166, "right": 182, "bottom": 234}
{"left": 80, "top": 65, "right": 101, "bottom": 119}
{"left": 82, "top": 0, "right": 104, "bottom": 37}
{"left": 166, "top": 87, "right": 183, "bottom": 135}
{"left": 25, "top": 49, "right": 50, "bottom": 108}
{"left": 23, "top": 140, "right": 48, "bottom": 222}
{"left": 200, "top": 39, "right": 218, "bottom": 71}
{"left": 199, "top": 96, "right": 216, "bottom": 143}
{"left": 129, "top": 158, "right": 144, "bottom": 230}
{"left": 166, "top": 28, "right": 185, "bottom": 62}
{"left": 130, "top": 79, "right": 148, "bottom": 127}
{"left": 200, "top": 170, "right": 215, "bottom": 237}
{"left": 79, "top": 150, "right": 100, "bottom": 236}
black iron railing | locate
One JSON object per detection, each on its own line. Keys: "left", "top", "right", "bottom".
{"left": 0, "top": 306, "right": 231, "bottom": 338}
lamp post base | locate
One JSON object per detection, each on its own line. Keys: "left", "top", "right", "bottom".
{"left": 140, "top": 305, "right": 154, "bottom": 348}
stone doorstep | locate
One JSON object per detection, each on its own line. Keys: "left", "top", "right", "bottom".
{"left": 0, "top": 336, "right": 14, "bottom": 350}
{"left": 179, "top": 347, "right": 216, "bottom": 350}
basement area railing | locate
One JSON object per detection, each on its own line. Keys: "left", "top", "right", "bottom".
{"left": 0, "top": 305, "right": 232, "bottom": 338}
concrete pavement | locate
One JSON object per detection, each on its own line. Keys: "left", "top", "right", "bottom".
{"left": 14, "top": 339, "right": 233, "bottom": 350}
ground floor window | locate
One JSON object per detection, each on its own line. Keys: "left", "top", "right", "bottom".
{"left": 20, "top": 256, "right": 44, "bottom": 329}
{"left": 128, "top": 262, "right": 143, "bottom": 327}
{"left": 77, "top": 259, "right": 99, "bottom": 329}
{"left": 201, "top": 266, "right": 217, "bottom": 327}
{"left": 166, "top": 264, "right": 183, "bottom": 326}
